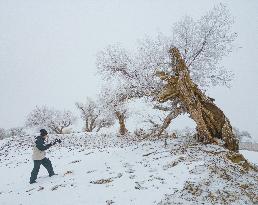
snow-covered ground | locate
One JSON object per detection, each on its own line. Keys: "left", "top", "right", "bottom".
{"left": 0, "top": 133, "right": 258, "bottom": 205}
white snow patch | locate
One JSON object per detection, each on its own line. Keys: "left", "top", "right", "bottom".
{"left": 0, "top": 134, "right": 258, "bottom": 205}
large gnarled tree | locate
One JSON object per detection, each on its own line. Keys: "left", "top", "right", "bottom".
{"left": 97, "top": 4, "right": 239, "bottom": 151}
{"left": 157, "top": 47, "right": 238, "bottom": 151}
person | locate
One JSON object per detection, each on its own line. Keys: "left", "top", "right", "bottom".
{"left": 29, "top": 129, "right": 60, "bottom": 184}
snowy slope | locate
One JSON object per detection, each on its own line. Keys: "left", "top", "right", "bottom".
{"left": 0, "top": 134, "right": 258, "bottom": 205}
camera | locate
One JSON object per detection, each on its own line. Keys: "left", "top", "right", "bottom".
{"left": 54, "top": 138, "right": 62, "bottom": 144}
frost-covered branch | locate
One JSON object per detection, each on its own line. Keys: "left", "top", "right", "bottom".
{"left": 25, "top": 106, "right": 76, "bottom": 134}
{"left": 76, "top": 98, "right": 115, "bottom": 132}
{"left": 96, "top": 4, "right": 236, "bottom": 135}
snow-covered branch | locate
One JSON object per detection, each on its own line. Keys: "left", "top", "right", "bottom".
{"left": 25, "top": 106, "right": 76, "bottom": 134}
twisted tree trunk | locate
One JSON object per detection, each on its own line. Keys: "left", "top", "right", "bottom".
{"left": 157, "top": 47, "right": 239, "bottom": 152}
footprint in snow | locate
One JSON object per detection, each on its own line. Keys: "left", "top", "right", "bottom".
{"left": 26, "top": 188, "right": 35, "bottom": 193}
{"left": 123, "top": 162, "right": 133, "bottom": 168}
{"left": 38, "top": 175, "right": 50, "bottom": 179}
{"left": 149, "top": 168, "right": 158, "bottom": 173}
{"left": 51, "top": 184, "right": 66, "bottom": 191}
{"left": 86, "top": 169, "right": 97, "bottom": 174}
{"left": 129, "top": 175, "right": 136, "bottom": 179}
{"left": 125, "top": 168, "right": 135, "bottom": 174}
{"left": 134, "top": 182, "right": 147, "bottom": 190}
{"left": 69, "top": 160, "right": 81, "bottom": 164}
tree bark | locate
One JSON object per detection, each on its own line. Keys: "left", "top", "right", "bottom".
{"left": 156, "top": 107, "right": 184, "bottom": 136}
{"left": 157, "top": 47, "right": 239, "bottom": 152}
{"left": 115, "top": 111, "right": 128, "bottom": 135}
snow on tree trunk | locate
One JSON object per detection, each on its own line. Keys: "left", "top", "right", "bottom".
{"left": 157, "top": 47, "right": 239, "bottom": 152}
{"left": 115, "top": 111, "right": 128, "bottom": 135}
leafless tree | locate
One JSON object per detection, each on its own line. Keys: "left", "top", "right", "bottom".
{"left": 76, "top": 97, "right": 115, "bottom": 132}
{"left": 25, "top": 106, "right": 76, "bottom": 134}
{"left": 98, "top": 84, "right": 129, "bottom": 135}
{"left": 8, "top": 127, "right": 26, "bottom": 137}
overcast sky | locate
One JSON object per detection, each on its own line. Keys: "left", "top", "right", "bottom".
{"left": 0, "top": 0, "right": 257, "bottom": 139}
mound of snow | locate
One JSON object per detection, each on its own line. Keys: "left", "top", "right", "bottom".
{"left": 0, "top": 133, "right": 257, "bottom": 205}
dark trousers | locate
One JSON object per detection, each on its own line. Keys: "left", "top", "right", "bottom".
{"left": 30, "top": 157, "right": 55, "bottom": 182}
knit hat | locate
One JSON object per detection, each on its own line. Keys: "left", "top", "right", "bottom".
{"left": 40, "top": 129, "right": 48, "bottom": 136}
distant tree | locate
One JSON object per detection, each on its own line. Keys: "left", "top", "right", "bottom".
{"left": 99, "top": 84, "right": 129, "bottom": 135}
{"left": 0, "top": 127, "right": 27, "bottom": 140}
{"left": 233, "top": 128, "right": 252, "bottom": 142}
{"left": 0, "top": 128, "right": 7, "bottom": 140}
{"left": 25, "top": 106, "right": 76, "bottom": 134}
{"left": 75, "top": 98, "right": 115, "bottom": 132}
{"left": 8, "top": 127, "right": 26, "bottom": 137}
